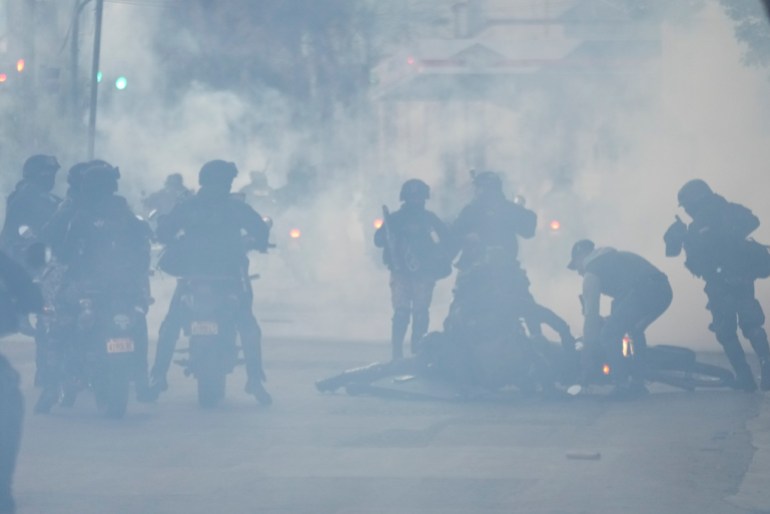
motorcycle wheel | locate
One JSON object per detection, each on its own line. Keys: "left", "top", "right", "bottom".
{"left": 197, "top": 368, "right": 226, "bottom": 408}
{"left": 94, "top": 360, "right": 131, "bottom": 419}
{"left": 644, "top": 345, "right": 696, "bottom": 369}
{"left": 645, "top": 362, "right": 735, "bottom": 391}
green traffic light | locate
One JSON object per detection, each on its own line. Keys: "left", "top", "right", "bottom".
{"left": 115, "top": 76, "right": 127, "bottom": 90}
{"left": 96, "top": 71, "right": 103, "bottom": 82}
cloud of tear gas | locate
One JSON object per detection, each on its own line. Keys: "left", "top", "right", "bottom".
{"left": 88, "top": 1, "right": 770, "bottom": 352}
{"left": 554, "top": 1, "right": 770, "bottom": 351}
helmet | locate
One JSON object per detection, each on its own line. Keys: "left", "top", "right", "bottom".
{"left": 471, "top": 170, "right": 503, "bottom": 193}
{"left": 677, "top": 179, "right": 713, "bottom": 208}
{"left": 399, "top": 179, "right": 430, "bottom": 202}
{"left": 22, "top": 154, "right": 60, "bottom": 180}
{"left": 165, "top": 173, "right": 184, "bottom": 187}
{"left": 66, "top": 161, "right": 93, "bottom": 188}
{"left": 199, "top": 160, "right": 238, "bottom": 187}
{"left": 567, "top": 239, "right": 595, "bottom": 270}
{"left": 80, "top": 163, "right": 120, "bottom": 197}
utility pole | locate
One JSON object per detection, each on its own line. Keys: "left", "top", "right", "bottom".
{"left": 71, "top": 0, "right": 91, "bottom": 118}
{"left": 87, "top": 0, "right": 103, "bottom": 159}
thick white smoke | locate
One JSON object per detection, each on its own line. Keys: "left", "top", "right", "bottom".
{"left": 9, "top": 1, "right": 768, "bottom": 350}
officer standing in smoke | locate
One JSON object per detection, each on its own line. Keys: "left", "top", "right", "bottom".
{"left": 0, "top": 155, "right": 62, "bottom": 265}
{"left": 0, "top": 155, "right": 62, "bottom": 388}
{"left": 664, "top": 179, "right": 770, "bottom": 391}
{"left": 374, "top": 179, "right": 451, "bottom": 360}
{"left": 0, "top": 250, "right": 44, "bottom": 514}
{"left": 149, "top": 160, "right": 273, "bottom": 404}
{"left": 448, "top": 171, "right": 539, "bottom": 324}
{"left": 141, "top": 172, "right": 193, "bottom": 221}
{"left": 568, "top": 239, "right": 673, "bottom": 398}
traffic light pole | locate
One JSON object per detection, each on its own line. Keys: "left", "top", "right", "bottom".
{"left": 87, "top": 0, "right": 104, "bottom": 160}
{"left": 71, "top": 0, "right": 92, "bottom": 121}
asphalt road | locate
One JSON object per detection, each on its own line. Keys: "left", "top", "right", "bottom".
{"left": 1, "top": 335, "right": 765, "bottom": 514}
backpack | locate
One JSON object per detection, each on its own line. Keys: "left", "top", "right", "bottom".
{"left": 743, "top": 239, "right": 770, "bottom": 279}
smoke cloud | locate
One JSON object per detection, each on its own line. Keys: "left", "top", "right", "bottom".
{"left": 4, "top": 1, "right": 770, "bottom": 351}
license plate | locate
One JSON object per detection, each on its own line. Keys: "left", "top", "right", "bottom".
{"left": 106, "top": 338, "right": 135, "bottom": 353}
{"left": 191, "top": 321, "right": 219, "bottom": 336}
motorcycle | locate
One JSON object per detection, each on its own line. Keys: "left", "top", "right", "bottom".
{"left": 566, "top": 333, "right": 736, "bottom": 396}
{"left": 37, "top": 285, "right": 148, "bottom": 418}
{"left": 174, "top": 276, "right": 244, "bottom": 408}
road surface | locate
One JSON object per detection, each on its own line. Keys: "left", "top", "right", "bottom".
{"left": 1, "top": 335, "right": 768, "bottom": 514}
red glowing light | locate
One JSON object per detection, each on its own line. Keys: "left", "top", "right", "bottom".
{"left": 549, "top": 220, "right": 561, "bottom": 231}
{"left": 0, "top": 74, "right": 7, "bottom": 83}
{"left": 373, "top": 218, "right": 384, "bottom": 229}
{"left": 16, "top": 59, "right": 25, "bottom": 73}
{"left": 602, "top": 364, "right": 611, "bottom": 376}
{"left": 289, "top": 228, "right": 302, "bottom": 239}
{"left": 406, "top": 56, "right": 416, "bottom": 65}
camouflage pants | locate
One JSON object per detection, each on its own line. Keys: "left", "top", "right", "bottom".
{"left": 389, "top": 273, "right": 436, "bottom": 359}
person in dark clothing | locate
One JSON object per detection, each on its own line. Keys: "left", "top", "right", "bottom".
{"left": 34, "top": 163, "right": 153, "bottom": 411}
{"left": 0, "top": 155, "right": 62, "bottom": 265}
{"left": 40, "top": 160, "right": 104, "bottom": 259}
{"left": 32, "top": 161, "right": 104, "bottom": 397}
{"left": 149, "top": 160, "right": 273, "bottom": 404}
{"left": 374, "top": 179, "right": 450, "bottom": 360}
{"left": 664, "top": 179, "right": 770, "bottom": 391}
{"left": 448, "top": 171, "right": 559, "bottom": 341}
{"left": 451, "top": 171, "right": 536, "bottom": 272}
{"left": 142, "top": 172, "right": 193, "bottom": 221}
{"left": 0, "top": 250, "right": 44, "bottom": 514}
{"left": 0, "top": 155, "right": 61, "bottom": 388}
{"left": 568, "top": 239, "right": 673, "bottom": 398}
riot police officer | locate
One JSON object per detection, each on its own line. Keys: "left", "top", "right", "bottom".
{"left": 664, "top": 179, "right": 770, "bottom": 391}
{"left": 568, "top": 239, "right": 673, "bottom": 398}
{"left": 149, "top": 160, "right": 273, "bottom": 404}
{"left": 374, "top": 179, "right": 450, "bottom": 360}
{"left": 35, "top": 163, "right": 153, "bottom": 411}
{"left": 448, "top": 171, "right": 539, "bottom": 326}
{"left": 142, "top": 172, "right": 193, "bottom": 220}
{"left": 0, "top": 155, "right": 62, "bottom": 265}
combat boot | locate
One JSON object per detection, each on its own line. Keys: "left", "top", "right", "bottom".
{"left": 146, "top": 374, "right": 168, "bottom": 401}
{"left": 722, "top": 341, "right": 757, "bottom": 392}
{"left": 760, "top": 358, "right": 770, "bottom": 391}
{"left": 245, "top": 379, "right": 272, "bottom": 405}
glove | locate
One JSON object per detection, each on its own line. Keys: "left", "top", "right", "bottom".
{"left": 664, "top": 216, "right": 687, "bottom": 257}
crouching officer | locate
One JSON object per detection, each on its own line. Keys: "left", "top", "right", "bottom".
{"left": 665, "top": 179, "right": 770, "bottom": 391}
{"left": 375, "top": 179, "right": 451, "bottom": 360}
{"left": 568, "top": 239, "right": 673, "bottom": 398}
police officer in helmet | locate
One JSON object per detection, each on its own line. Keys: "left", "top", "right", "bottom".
{"left": 665, "top": 179, "right": 770, "bottom": 391}
{"left": 39, "top": 163, "right": 154, "bottom": 410}
{"left": 0, "top": 154, "right": 62, "bottom": 264}
{"left": 374, "top": 178, "right": 450, "bottom": 360}
{"left": 149, "top": 160, "right": 273, "bottom": 404}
